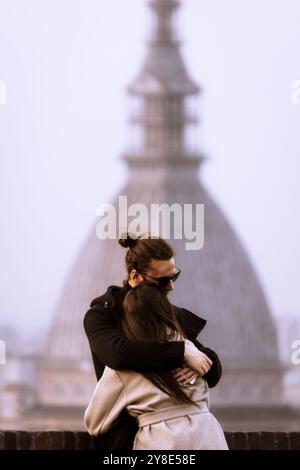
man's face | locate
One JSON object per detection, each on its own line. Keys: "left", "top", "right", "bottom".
{"left": 129, "top": 257, "right": 178, "bottom": 294}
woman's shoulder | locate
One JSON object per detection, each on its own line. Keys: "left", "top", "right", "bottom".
{"left": 103, "top": 366, "right": 139, "bottom": 382}
{"left": 112, "top": 368, "right": 157, "bottom": 391}
{"left": 100, "top": 367, "right": 128, "bottom": 389}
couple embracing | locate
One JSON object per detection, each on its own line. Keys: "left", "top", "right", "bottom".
{"left": 83, "top": 233, "right": 228, "bottom": 450}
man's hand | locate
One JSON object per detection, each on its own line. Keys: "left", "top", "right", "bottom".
{"left": 182, "top": 339, "right": 213, "bottom": 377}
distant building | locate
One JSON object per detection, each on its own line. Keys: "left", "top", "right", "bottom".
{"left": 276, "top": 314, "right": 300, "bottom": 366}
{"left": 276, "top": 315, "right": 300, "bottom": 407}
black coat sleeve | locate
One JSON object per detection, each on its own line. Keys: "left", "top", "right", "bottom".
{"left": 83, "top": 305, "right": 185, "bottom": 372}
{"left": 191, "top": 338, "right": 222, "bottom": 388}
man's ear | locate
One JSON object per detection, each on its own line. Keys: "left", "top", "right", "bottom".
{"left": 129, "top": 270, "right": 144, "bottom": 284}
{"left": 130, "top": 269, "right": 138, "bottom": 280}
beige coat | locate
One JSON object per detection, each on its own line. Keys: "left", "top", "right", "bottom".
{"left": 84, "top": 344, "right": 228, "bottom": 450}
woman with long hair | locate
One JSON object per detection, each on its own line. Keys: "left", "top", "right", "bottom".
{"left": 84, "top": 283, "right": 228, "bottom": 450}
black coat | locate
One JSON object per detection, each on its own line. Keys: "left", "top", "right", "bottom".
{"left": 83, "top": 280, "right": 222, "bottom": 450}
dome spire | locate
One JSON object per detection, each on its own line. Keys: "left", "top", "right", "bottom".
{"left": 124, "top": 0, "right": 204, "bottom": 171}
{"left": 148, "top": 0, "right": 180, "bottom": 45}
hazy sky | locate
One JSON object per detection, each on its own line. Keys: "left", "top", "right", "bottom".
{"left": 0, "top": 0, "right": 299, "bottom": 336}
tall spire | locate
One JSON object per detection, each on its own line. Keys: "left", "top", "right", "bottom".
{"left": 123, "top": 0, "right": 205, "bottom": 172}
{"left": 148, "top": 0, "right": 180, "bottom": 45}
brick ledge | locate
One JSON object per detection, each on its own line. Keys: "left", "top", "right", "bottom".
{"left": 0, "top": 431, "right": 300, "bottom": 450}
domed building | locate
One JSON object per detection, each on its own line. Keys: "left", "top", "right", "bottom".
{"left": 38, "top": 0, "right": 286, "bottom": 428}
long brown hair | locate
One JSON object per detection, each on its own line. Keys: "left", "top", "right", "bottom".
{"left": 121, "top": 284, "right": 199, "bottom": 407}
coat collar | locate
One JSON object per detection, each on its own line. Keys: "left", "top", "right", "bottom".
{"left": 91, "top": 280, "right": 206, "bottom": 340}
{"left": 174, "top": 306, "right": 207, "bottom": 339}
{"left": 90, "top": 280, "right": 130, "bottom": 309}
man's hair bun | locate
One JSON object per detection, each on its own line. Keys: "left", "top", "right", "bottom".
{"left": 118, "top": 231, "right": 140, "bottom": 249}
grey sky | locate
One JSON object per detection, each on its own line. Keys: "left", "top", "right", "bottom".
{"left": 0, "top": 0, "right": 299, "bottom": 335}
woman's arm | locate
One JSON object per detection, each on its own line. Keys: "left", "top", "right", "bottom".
{"left": 84, "top": 368, "right": 127, "bottom": 436}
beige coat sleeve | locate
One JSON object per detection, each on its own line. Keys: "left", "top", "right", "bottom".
{"left": 84, "top": 367, "right": 127, "bottom": 436}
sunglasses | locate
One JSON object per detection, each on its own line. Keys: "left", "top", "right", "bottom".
{"left": 146, "top": 268, "right": 181, "bottom": 288}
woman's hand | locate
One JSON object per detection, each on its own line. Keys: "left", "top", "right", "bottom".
{"left": 172, "top": 365, "right": 199, "bottom": 385}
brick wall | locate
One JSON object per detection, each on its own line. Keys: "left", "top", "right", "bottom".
{"left": 0, "top": 431, "right": 299, "bottom": 450}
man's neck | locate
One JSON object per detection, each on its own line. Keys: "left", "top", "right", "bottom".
{"left": 128, "top": 279, "right": 135, "bottom": 288}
